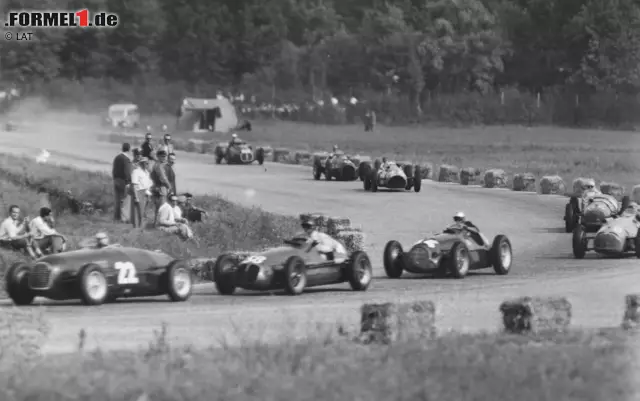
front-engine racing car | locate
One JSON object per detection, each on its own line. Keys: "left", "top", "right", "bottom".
{"left": 4, "top": 246, "right": 193, "bottom": 305}
{"left": 313, "top": 152, "right": 364, "bottom": 181}
{"left": 564, "top": 186, "right": 630, "bottom": 233}
{"left": 211, "top": 236, "right": 373, "bottom": 295}
{"left": 572, "top": 202, "right": 640, "bottom": 258}
{"left": 383, "top": 224, "right": 512, "bottom": 279}
{"left": 363, "top": 160, "right": 422, "bottom": 192}
{"left": 214, "top": 139, "right": 265, "bottom": 165}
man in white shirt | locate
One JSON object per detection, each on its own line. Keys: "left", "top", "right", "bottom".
{"left": 130, "top": 157, "right": 153, "bottom": 228}
{"left": 156, "top": 195, "right": 193, "bottom": 240}
{"left": 301, "top": 218, "right": 347, "bottom": 263}
{"left": 0, "top": 205, "right": 37, "bottom": 259}
{"left": 30, "top": 207, "right": 66, "bottom": 254}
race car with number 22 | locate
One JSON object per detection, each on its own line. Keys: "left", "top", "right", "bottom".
{"left": 4, "top": 246, "right": 193, "bottom": 306}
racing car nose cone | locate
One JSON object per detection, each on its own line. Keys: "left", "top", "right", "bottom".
{"left": 594, "top": 232, "right": 624, "bottom": 253}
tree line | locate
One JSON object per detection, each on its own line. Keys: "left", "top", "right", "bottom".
{"left": 2, "top": 0, "right": 640, "bottom": 127}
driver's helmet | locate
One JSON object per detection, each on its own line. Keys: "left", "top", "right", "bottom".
{"left": 453, "top": 211, "right": 466, "bottom": 223}
{"left": 95, "top": 232, "right": 109, "bottom": 248}
{"left": 146, "top": 125, "right": 151, "bottom": 131}
{"left": 301, "top": 218, "right": 316, "bottom": 230}
{"left": 332, "top": 145, "right": 338, "bottom": 152}
{"left": 161, "top": 124, "right": 167, "bottom": 132}
{"left": 582, "top": 179, "right": 596, "bottom": 192}
{"left": 231, "top": 133, "right": 238, "bottom": 139}
{"left": 382, "top": 157, "right": 387, "bottom": 164}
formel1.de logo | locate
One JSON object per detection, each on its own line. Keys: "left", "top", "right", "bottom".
{"left": 4, "top": 9, "right": 119, "bottom": 28}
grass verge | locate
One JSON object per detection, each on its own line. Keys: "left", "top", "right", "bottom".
{"left": 105, "top": 120, "right": 640, "bottom": 190}
{"left": 0, "top": 153, "right": 299, "bottom": 293}
{"left": 1, "top": 322, "right": 635, "bottom": 401}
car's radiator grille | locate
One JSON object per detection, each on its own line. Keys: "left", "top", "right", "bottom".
{"left": 594, "top": 233, "right": 624, "bottom": 252}
{"left": 237, "top": 264, "right": 260, "bottom": 284}
{"left": 29, "top": 263, "right": 51, "bottom": 289}
{"left": 240, "top": 152, "right": 253, "bottom": 162}
{"left": 408, "top": 245, "right": 431, "bottom": 269}
{"left": 387, "top": 176, "right": 407, "bottom": 189}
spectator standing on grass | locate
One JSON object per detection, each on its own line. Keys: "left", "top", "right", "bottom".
{"left": 112, "top": 142, "right": 133, "bottom": 223}
{"left": 156, "top": 194, "right": 193, "bottom": 240}
{"left": 130, "top": 157, "right": 153, "bottom": 228}
{"left": 30, "top": 207, "right": 66, "bottom": 254}
{"left": 364, "top": 109, "right": 376, "bottom": 132}
{"left": 0, "top": 205, "right": 38, "bottom": 259}
{"left": 141, "top": 132, "right": 155, "bottom": 160}
{"left": 156, "top": 133, "right": 174, "bottom": 155}
{"left": 150, "top": 150, "right": 172, "bottom": 225}
{"left": 167, "top": 152, "right": 177, "bottom": 195}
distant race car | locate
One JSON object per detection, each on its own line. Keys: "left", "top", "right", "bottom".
{"left": 364, "top": 160, "right": 421, "bottom": 192}
{"left": 572, "top": 203, "right": 640, "bottom": 258}
{"left": 313, "top": 153, "right": 364, "bottom": 181}
{"left": 211, "top": 235, "right": 373, "bottom": 295}
{"left": 383, "top": 224, "right": 512, "bottom": 279}
{"left": 214, "top": 140, "right": 265, "bottom": 165}
{"left": 564, "top": 190, "right": 629, "bottom": 233}
{"left": 4, "top": 246, "right": 193, "bottom": 306}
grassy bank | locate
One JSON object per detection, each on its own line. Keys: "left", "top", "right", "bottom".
{"left": 0, "top": 153, "right": 298, "bottom": 288}
{"left": 1, "top": 323, "right": 634, "bottom": 401}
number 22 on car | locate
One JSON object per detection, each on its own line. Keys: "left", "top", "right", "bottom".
{"left": 114, "top": 261, "right": 140, "bottom": 284}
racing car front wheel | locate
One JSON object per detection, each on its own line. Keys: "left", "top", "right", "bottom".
{"left": 490, "top": 235, "right": 512, "bottom": 275}
{"left": 5, "top": 262, "right": 35, "bottom": 306}
{"left": 213, "top": 254, "right": 238, "bottom": 295}
{"left": 383, "top": 240, "right": 405, "bottom": 278}
{"left": 346, "top": 251, "right": 372, "bottom": 291}
{"left": 572, "top": 226, "right": 587, "bottom": 259}
{"left": 446, "top": 241, "right": 470, "bottom": 279}
{"left": 166, "top": 260, "right": 193, "bottom": 302}
{"left": 283, "top": 256, "right": 307, "bottom": 295}
{"left": 78, "top": 264, "right": 109, "bottom": 305}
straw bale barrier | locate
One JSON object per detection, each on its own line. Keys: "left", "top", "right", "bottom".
{"left": 572, "top": 177, "right": 596, "bottom": 196}
{"left": 437, "top": 164, "right": 460, "bottom": 183}
{"left": 483, "top": 169, "right": 509, "bottom": 188}
{"left": 460, "top": 167, "right": 481, "bottom": 185}
{"left": 499, "top": 296, "right": 572, "bottom": 334}
{"left": 512, "top": 172, "right": 536, "bottom": 192}
{"left": 600, "top": 181, "right": 625, "bottom": 200}
{"left": 540, "top": 175, "right": 566, "bottom": 195}
{"left": 622, "top": 294, "right": 640, "bottom": 330}
{"left": 359, "top": 301, "right": 436, "bottom": 344}
{"left": 272, "top": 148, "right": 291, "bottom": 163}
{"left": 416, "top": 162, "right": 434, "bottom": 180}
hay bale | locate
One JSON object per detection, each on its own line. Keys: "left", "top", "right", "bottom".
{"left": 336, "top": 230, "right": 365, "bottom": 253}
{"left": 186, "top": 139, "right": 203, "bottom": 153}
{"left": 291, "top": 150, "right": 312, "bottom": 165}
{"left": 327, "top": 217, "right": 352, "bottom": 235}
{"left": 622, "top": 294, "right": 640, "bottom": 330}
{"left": 483, "top": 169, "right": 509, "bottom": 188}
{"left": 359, "top": 301, "right": 436, "bottom": 344}
{"left": 272, "top": 148, "right": 291, "bottom": 162}
{"left": 499, "top": 296, "right": 572, "bottom": 334}
{"left": 260, "top": 146, "right": 273, "bottom": 157}
{"left": 417, "top": 162, "right": 434, "bottom": 180}
{"left": 539, "top": 175, "right": 566, "bottom": 195}
{"left": 437, "top": 164, "right": 460, "bottom": 183}
{"left": 460, "top": 167, "right": 480, "bottom": 185}
{"left": 299, "top": 213, "right": 328, "bottom": 230}
{"left": 572, "top": 177, "right": 596, "bottom": 196}
{"left": 513, "top": 172, "right": 536, "bottom": 192}
{"left": 600, "top": 181, "right": 625, "bottom": 200}
{"left": 0, "top": 308, "right": 50, "bottom": 367}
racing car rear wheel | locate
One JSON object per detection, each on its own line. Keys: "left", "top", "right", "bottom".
{"left": 5, "top": 262, "right": 35, "bottom": 306}
{"left": 166, "top": 260, "right": 193, "bottom": 302}
{"left": 572, "top": 226, "right": 587, "bottom": 259}
{"left": 283, "top": 256, "right": 307, "bottom": 295}
{"left": 346, "top": 251, "right": 372, "bottom": 291}
{"left": 490, "top": 235, "right": 512, "bottom": 275}
{"left": 256, "top": 148, "right": 265, "bottom": 165}
{"left": 621, "top": 195, "right": 631, "bottom": 216}
{"left": 313, "top": 165, "right": 322, "bottom": 180}
{"left": 369, "top": 171, "right": 378, "bottom": 192}
{"left": 78, "top": 264, "right": 108, "bottom": 305}
{"left": 564, "top": 203, "right": 575, "bottom": 233}
{"left": 413, "top": 166, "right": 422, "bottom": 193}
{"left": 446, "top": 241, "right": 470, "bottom": 279}
{"left": 383, "top": 240, "right": 405, "bottom": 278}
{"left": 213, "top": 254, "right": 238, "bottom": 295}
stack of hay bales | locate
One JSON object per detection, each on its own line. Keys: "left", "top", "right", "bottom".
{"left": 272, "top": 148, "right": 291, "bottom": 163}
{"left": 203, "top": 141, "right": 217, "bottom": 154}
{"left": 298, "top": 213, "right": 365, "bottom": 253}
{"left": 499, "top": 296, "right": 572, "bottom": 334}
{"left": 291, "top": 150, "right": 312, "bottom": 165}
{"left": 260, "top": 146, "right": 274, "bottom": 159}
{"left": 187, "top": 139, "right": 204, "bottom": 153}
{"left": 512, "top": 172, "right": 536, "bottom": 192}
{"left": 483, "top": 169, "right": 508, "bottom": 188}
{"left": 572, "top": 177, "right": 595, "bottom": 196}
{"left": 539, "top": 175, "right": 566, "bottom": 195}
{"left": 600, "top": 181, "right": 625, "bottom": 200}
{"left": 437, "top": 164, "right": 460, "bottom": 183}
{"left": 459, "top": 167, "right": 481, "bottom": 185}
{"left": 416, "top": 162, "right": 434, "bottom": 180}
{"left": 359, "top": 301, "right": 436, "bottom": 344}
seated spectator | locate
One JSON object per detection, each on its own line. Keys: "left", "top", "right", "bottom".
{"left": 0, "top": 205, "right": 38, "bottom": 259}
{"left": 180, "top": 192, "right": 207, "bottom": 223}
{"left": 156, "top": 194, "right": 193, "bottom": 240}
{"left": 29, "top": 207, "right": 67, "bottom": 254}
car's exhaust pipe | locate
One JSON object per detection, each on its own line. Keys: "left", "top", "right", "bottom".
{"left": 388, "top": 176, "right": 407, "bottom": 189}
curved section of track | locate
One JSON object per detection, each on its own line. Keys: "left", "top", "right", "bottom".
{"left": 0, "top": 129, "right": 636, "bottom": 353}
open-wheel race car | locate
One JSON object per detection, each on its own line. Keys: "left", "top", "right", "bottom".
{"left": 211, "top": 236, "right": 373, "bottom": 295}
{"left": 383, "top": 224, "right": 512, "bottom": 279}
{"left": 564, "top": 190, "right": 630, "bottom": 233}
{"left": 312, "top": 153, "right": 367, "bottom": 181}
{"left": 572, "top": 202, "right": 640, "bottom": 259}
{"left": 363, "top": 160, "right": 422, "bottom": 192}
{"left": 4, "top": 246, "right": 193, "bottom": 306}
{"left": 214, "top": 140, "right": 265, "bottom": 165}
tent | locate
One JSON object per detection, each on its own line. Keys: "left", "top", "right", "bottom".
{"left": 176, "top": 97, "right": 238, "bottom": 133}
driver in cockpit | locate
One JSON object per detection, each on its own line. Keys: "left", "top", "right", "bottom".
{"left": 450, "top": 211, "right": 489, "bottom": 245}
{"left": 300, "top": 218, "right": 347, "bottom": 263}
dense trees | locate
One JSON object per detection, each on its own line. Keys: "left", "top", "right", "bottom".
{"left": 2, "top": 0, "right": 640, "bottom": 126}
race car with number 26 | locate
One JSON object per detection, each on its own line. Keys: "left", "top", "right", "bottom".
{"left": 4, "top": 246, "right": 193, "bottom": 306}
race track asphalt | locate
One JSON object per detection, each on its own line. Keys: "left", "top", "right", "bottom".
{"left": 0, "top": 125, "right": 637, "bottom": 353}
